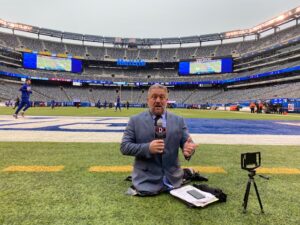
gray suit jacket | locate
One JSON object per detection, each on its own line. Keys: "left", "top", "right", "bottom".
{"left": 120, "top": 110, "right": 190, "bottom": 194}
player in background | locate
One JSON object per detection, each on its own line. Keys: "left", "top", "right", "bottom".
{"left": 115, "top": 95, "right": 121, "bottom": 112}
{"left": 13, "top": 78, "right": 32, "bottom": 119}
{"left": 51, "top": 99, "right": 55, "bottom": 109}
{"left": 96, "top": 99, "right": 101, "bottom": 109}
{"left": 249, "top": 101, "right": 255, "bottom": 113}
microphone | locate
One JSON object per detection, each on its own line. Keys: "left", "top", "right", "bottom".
{"left": 155, "top": 118, "right": 166, "bottom": 154}
{"left": 155, "top": 118, "right": 166, "bottom": 139}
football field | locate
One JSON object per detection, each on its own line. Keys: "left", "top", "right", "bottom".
{"left": 0, "top": 107, "right": 299, "bottom": 225}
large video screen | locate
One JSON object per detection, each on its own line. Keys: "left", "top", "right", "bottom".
{"left": 37, "top": 55, "right": 71, "bottom": 71}
{"left": 178, "top": 58, "right": 233, "bottom": 75}
{"left": 23, "top": 53, "right": 82, "bottom": 73}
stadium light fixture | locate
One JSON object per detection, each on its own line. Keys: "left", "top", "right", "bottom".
{"left": 276, "top": 15, "right": 286, "bottom": 22}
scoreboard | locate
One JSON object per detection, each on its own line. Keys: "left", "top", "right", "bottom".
{"left": 23, "top": 53, "right": 82, "bottom": 73}
{"left": 179, "top": 58, "right": 233, "bottom": 75}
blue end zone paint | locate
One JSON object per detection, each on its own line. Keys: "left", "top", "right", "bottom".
{"left": 1, "top": 117, "right": 299, "bottom": 135}
{"left": 185, "top": 119, "right": 300, "bottom": 135}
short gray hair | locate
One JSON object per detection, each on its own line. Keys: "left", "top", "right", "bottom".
{"left": 147, "top": 84, "right": 168, "bottom": 96}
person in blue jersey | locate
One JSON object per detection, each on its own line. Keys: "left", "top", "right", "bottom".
{"left": 13, "top": 78, "right": 32, "bottom": 119}
{"left": 51, "top": 99, "right": 56, "bottom": 109}
{"left": 115, "top": 95, "right": 121, "bottom": 112}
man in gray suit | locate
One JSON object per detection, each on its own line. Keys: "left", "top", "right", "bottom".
{"left": 121, "top": 84, "right": 197, "bottom": 196}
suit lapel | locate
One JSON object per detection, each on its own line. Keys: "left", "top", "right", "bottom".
{"left": 145, "top": 110, "right": 155, "bottom": 138}
{"left": 165, "top": 111, "right": 171, "bottom": 145}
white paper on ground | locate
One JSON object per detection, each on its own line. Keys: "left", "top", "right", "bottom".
{"left": 170, "top": 185, "right": 219, "bottom": 207}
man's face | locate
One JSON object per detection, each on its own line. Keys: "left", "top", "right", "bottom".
{"left": 26, "top": 80, "right": 31, "bottom": 85}
{"left": 147, "top": 88, "right": 168, "bottom": 116}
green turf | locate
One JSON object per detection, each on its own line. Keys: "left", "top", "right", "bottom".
{"left": 1, "top": 106, "right": 300, "bottom": 120}
{"left": 0, "top": 142, "right": 299, "bottom": 225}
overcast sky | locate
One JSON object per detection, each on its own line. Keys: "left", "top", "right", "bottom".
{"left": 1, "top": 0, "right": 299, "bottom": 38}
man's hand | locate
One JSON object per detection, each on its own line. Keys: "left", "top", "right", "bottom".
{"left": 149, "top": 139, "right": 165, "bottom": 154}
{"left": 183, "top": 137, "right": 198, "bottom": 159}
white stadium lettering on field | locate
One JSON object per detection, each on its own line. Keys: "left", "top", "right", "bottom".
{"left": 0, "top": 115, "right": 299, "bottom": 145}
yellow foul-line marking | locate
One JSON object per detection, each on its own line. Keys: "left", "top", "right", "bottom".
{"left": 89, "top": 165, "right": 226, "bottom": 173}
{"left": 256, "top": 167, "right": 300, "bottom": 174}
{"left": 2, "top": 166, "right": 299, "bottom": 174}
{"left": 187, "top": 166, "right": 227, "bottom": 174}
{"left": 89, "top": 166, "right": 133, "bottom": 172}
{"left": 3, "top": 166, "right": 64, "bottom": 172}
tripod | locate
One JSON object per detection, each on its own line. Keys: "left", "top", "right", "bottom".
{"left": 242, "top": 170, "right": 265, "bottom": 213}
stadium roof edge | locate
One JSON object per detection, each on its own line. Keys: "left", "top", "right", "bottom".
{"left": 0, "top": 6, "right": 300, "bottom": 46}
